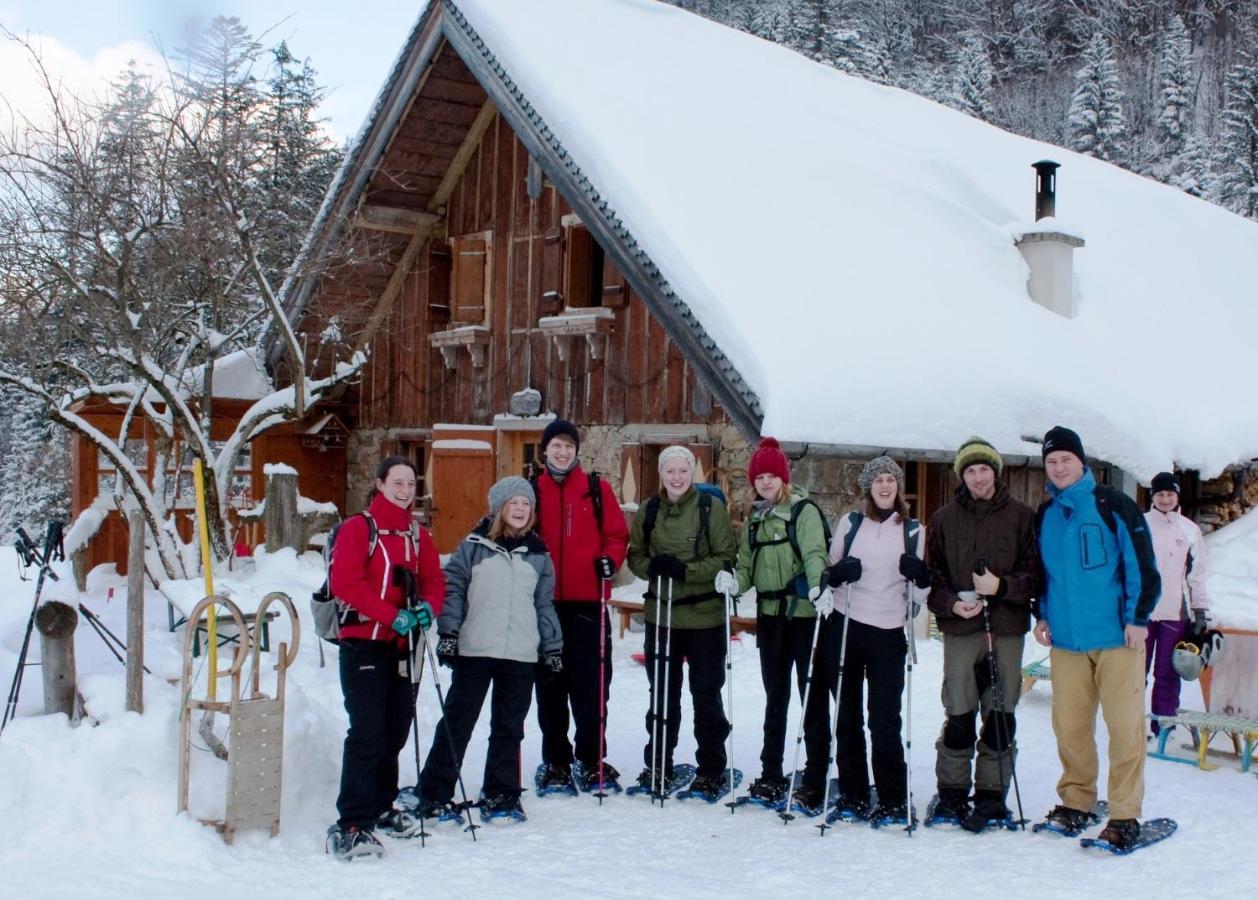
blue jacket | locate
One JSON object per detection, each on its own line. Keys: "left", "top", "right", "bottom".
{"left": 1036, "top": 469, "right": 1160, "bottom": 652}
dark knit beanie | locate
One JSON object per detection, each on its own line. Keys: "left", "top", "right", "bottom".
{"left": 1151, "top": 471, "right": 1180, "bottom": 494}
{"left": 541, "top": 419, "right": 580, "bottom": 454}
{"left": 953, "top": 436, "right": 1003, "bottom": 478}
{"left": 747, "top": 437, "right": 790, "bottom": 483}
{"left": 1041, "top": 425, "right": 1086, "bottom": 466}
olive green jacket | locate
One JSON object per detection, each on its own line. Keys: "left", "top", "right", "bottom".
{"left": 628, "top": 486, "right": 737, "bottom": 629}
{"left": 734, "top": 486, "right": 830, "bottom": 618}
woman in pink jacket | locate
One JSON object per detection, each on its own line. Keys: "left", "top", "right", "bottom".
{"left": 1143, "top": 472, "right": 1209, "bottom": 736}
{"left": 822, "top": 456, "right": 930, "bottom": 826}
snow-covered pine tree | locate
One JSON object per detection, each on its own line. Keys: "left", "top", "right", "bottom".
{"left": 0, "top": 391, "right": 70, "bottom": 543}
{"left": 1170, "top": 134, "right": 1213, "bottom": 198}
{"left": 951, "top": 32, "right": 996, "bottom": 120}
{"left": 1068, "top": 31, "right": 1127, "bottom": 163}
{"left": 1215, "top": 48, "right": 1258, "bottom": 218}
{"left": 1157, "top": 16, "right": 1194, "bottom": 155}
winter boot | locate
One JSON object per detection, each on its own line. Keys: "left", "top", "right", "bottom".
{"left": 538, "top": 763, "right": 573, "bottom": 790}
{"left": 481, "top": 791, "right": 526, "bottom": 822}
{"left": 930, "top": 788, "right": 971, "bottom": 824}
{"left": 325, "top": 824, "right": 384, "bottom": 860}
{"left": 686, "top": 772, "right": 724, "bottom": 797}
{"left": 1043, "top": 804, "right": 1092, "bottom": 834}
{"left": 962, "top": 790, "right": 1010, "bottom": 833}
{"left": 791, "top": 784, "right": 825, "bottom": 814}
{"left": 747, "top": 775, "right": 789, "bottom": 804}
{"left": 870, "top": 799, "right": 910, "bottom": 826}
{"left": 375, "top": 808, "right": 423, "bottom": 839}
{"left": 1096, "top": 818, "right": 1141, "bottom": 851}
{"left": 832, "top": 793, "right": 873, "bottom": 820}
{"left": 578, "top": 762, "right": 620, "bottom": 791}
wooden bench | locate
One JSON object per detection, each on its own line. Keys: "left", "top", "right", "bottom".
{"left": 1148, "top": 709, "right": 1258, "bottom": 772}
{"left": 608, "top": 598, "right": 757, "bottom": 639}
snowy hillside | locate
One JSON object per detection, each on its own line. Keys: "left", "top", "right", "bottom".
{"left": 453, "top": 0, "right": 1258, "bottom": 479}
{"left": 1, "top": 548, "right": 1255, "bottom": 899}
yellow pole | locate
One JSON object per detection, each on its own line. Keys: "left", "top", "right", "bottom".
{"left": 192, "top": 459, "right": 217, "bottom": 699}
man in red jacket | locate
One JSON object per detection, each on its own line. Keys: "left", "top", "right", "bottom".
{"left": 533, "top": 420, "right": 630, "bottom": 792}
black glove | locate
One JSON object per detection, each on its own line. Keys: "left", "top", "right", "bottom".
{"left": 647, "top": 554, "right": 688, "bottom": 581}
{"left": 827, "top": 556, "right": 862, "bottom": 587}
{"left": 436, "top": 634, "right": 458, "bottom": 668}
{"left": 1189, "top": 609, "right": 1209, "bottom": 642}
{"left": 594, "top": 556, "right": 616, "bottom": 581}
{"left": 899, "top": 553, "right": 932, "bottom": 589}
{"left": 544, "top": 651, "right": 564, "bottom": 676}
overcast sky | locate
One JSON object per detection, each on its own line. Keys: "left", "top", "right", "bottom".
{"left": 0, "top": 0, "right": 427, "bottom": 140}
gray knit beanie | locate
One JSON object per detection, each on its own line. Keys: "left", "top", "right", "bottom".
{"left": 858, "top": 455, "right": 905, "bottom": 495}
{"left": 488, "top": 476, "right": 535, "bottom": 519}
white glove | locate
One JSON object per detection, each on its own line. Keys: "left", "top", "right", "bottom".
{"left": 714, "top": 570, "right": 737, "bottom": 595}
{"left": 811, "top": 585, "right": 835, "bottom": 619}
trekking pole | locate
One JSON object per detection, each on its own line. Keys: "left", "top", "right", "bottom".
{"left": 406, "top": 625, "right": 430, "bottom": 847}
{"left": 903, "top": 581, "right": 918, "bottom": 836}
{"left": 595, "top": 574, "right": 611, "bottom": 805}
{"left": 975, "top": 559, "right": 1025, "bottom": 830}
{"left": 657, "top": 576, "right": 675, "bottom": 806}
{"left": 78, "top": 603, "right": 153, "bottom": 672}
{"left": 816, "top": 584, "right": 853, "bottom": 836}
{"left": 649, "top": 575, "right": 664, "bottom": 802}
{"left": 781, "top": 595, "right": 819, "bottom": 824}
{"left": 2, "top": 522, "right": 64, "bottom": 739}
{"left": 721, "top": 573, "right": 736, "bottom": 813}
{"left": 418, "top": 625, "right": 479, "bottom": 841}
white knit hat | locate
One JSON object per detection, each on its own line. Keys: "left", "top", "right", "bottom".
{"left": 657, "top": 445, "right": 696, "bottom": 473}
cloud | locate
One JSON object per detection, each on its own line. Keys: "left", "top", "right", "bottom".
{"left": 0, "top": 33, "right": 166, "bottom": 133}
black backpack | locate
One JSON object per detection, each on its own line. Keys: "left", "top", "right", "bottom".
{"left": 747, "top": 497, "right": 834, "bottom": 599}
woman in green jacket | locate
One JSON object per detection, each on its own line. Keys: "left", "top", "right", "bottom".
{"left": 716, "top": 437, "right": 832, "bottom": 811}
{"left": 628, "top": 444, "right": 737, "bottom": 798}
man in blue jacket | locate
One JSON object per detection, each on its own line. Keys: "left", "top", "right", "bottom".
{"left": 1033, "top": 426, "right": 1160, "bottom": 851}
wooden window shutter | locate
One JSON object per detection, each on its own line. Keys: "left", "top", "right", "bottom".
{"left": 564, "top": 224, "right": 595, "bottom": 308}
{"left": 426, "top": 241, "right": 452, "bottom": 324}
{"left": 600, "top": 255, "right": 627, "bottom": 308}
{"left": 450, "top": 231, "right": 492, "bottom": 324}
{"left": 539, "top": 226, "right": 563, "bottom": 316}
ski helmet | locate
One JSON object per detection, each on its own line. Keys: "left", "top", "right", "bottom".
{"left": 1171, "top": 641, "right": 1205, "bottom": 681}
{"left": 1199, "top": 629, "right": 1226, "bottom": 668}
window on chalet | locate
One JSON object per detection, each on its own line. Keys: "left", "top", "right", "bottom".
{"left": 426, "top": 241, "right": 452, "bottom": 324}
{"left": 540, "top": 221, "right": 626, "bottom": 317}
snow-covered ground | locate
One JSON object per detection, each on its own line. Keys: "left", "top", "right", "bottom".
{"left": 1, "top": 546, "right": 1254, "bottom": 899}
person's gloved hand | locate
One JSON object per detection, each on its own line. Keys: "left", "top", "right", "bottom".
{"left": 392, "top": 609, "right": 421, "bottom": 636}
{"left": 1190, "top": 608, "right": 1209, "bottom": 641}
{"left": 594, "top": 556, "right": 616, "bottom": 581}
{"left": 899, "top": 553, "right": 932, "bottom": 589}
{"left": 543, "top": 651, "right": 564, "bottom": 676}
{"left": 413, "top": 601, "right": 434, "bottom": 629}
{"left": 810, "top": 585, "right": 835, "bottom": 619}
{"left": 827, "top": 556, "right": 862, "bottom": 587}
{"left": 436, "top": 634, "right": 459, "bottom": 667}
{"left": 647, "top": 554, "right": 687, "bottom": 581}
{"left": 714, "top": 570, "right": 737, "bottom": 595}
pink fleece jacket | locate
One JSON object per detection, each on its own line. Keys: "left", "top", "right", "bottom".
{"left": 828, "top": 511, "right": 928, "bottom": 630}
{"left": 1144, "top": 508, "right": 1209, "bottom": 621}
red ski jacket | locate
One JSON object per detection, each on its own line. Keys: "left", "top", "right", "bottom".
{"left": 535, "top": 465, "right": 629, "bottom": 603}
{"left": 329, "top": 492, "right": 445, "bottom": 645}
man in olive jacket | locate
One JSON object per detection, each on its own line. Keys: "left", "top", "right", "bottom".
{"left": 627, "top": 445, "right": 737, "bottom": 794}
{"left": 926, "top": 437, "right": 1041, "bottom": 830}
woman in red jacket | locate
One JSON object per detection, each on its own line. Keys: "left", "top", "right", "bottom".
{"left": 326, "top": 456, "right": 445, "bottom": 860}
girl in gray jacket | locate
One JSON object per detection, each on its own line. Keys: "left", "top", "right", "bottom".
{"left": 417, "top": 477, "right": 563, "bottom": 822}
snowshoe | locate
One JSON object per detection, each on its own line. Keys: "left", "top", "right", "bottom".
{"left": 375, "top": 808, "right": 425, "bottom": 840}
{"left": 396, "top": 787, "right": 466, "bottom": 825}
{"left": 1032, "top": 801, "right": 1108, "bottom": 838}
{"left": 573, "top": 760, "right": 623, "bottom": 794}
{"left": 960, "top": 792, "right": 1020, "bottom": 834}
{"left": 326, "top": 824, "right": 384, "bottom": 861}
{"left": 676, "top": 768, "right": 742, "bottom": 803}
{"left": 626, "top": 763, "right": 697, "bottom": 800}
{"left": 786, "top": 783, "right": 827, "bottom": 818}
{"left": 924, "top": 791, "right": 971, "bottom": 828}
{"left": 479, "top": 791, "right": 527, "bottom": 824}
{"left": 869, "top": 800, "right": 916, "bottom": 830}
{"left": 732, "top": 774, "right": 790, "bottom": 810}
{"left": 533, "top": 763, "right": 578, "bottom": 798}
{"left": 1081, "top": 817, "right": 1176, "bottom": 855}
{"left": 825, "top": 792, "right": 875, "bottom": 825}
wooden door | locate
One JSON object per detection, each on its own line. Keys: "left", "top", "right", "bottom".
{"left": 497, "top": 430, "right": 544, "bottom": 481}
{"left": 429, "top": 425, "right": 495, "bottom": 553}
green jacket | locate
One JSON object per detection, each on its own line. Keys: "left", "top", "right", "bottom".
{"left": 628, "top": 486, "right": 737, "bottom": 629}
{"left": 734, "top": 486, "right": 830, "bottom": 618}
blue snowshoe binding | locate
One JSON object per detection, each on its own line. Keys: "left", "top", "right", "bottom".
{"left": 676, "top": 768, "right": 743, "bottom": 803}
{"left": 533, "top": 763, "right": 579, "bottom": 798}
{"left": 1032, "top": 801, "right": 1108, "bottom": 838}
{"left": 1081, "top": 818, "right": 1176, "bottom": 855}
{"left": 626, "top": 763, "right": 697, "bottom": 800}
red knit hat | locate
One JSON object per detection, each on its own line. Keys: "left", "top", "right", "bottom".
{"left": 747, "top": 437, "right": 790, "bottom": 483}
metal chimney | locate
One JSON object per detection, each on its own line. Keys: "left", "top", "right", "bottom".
{"left": 1033, "top": 160, "right": 1059, "bottom": 220}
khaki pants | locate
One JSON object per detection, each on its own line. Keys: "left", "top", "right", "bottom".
{"left": 1049, "top": 645, "right": 1146, "bottom": 820}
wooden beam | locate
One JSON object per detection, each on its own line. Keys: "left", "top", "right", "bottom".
{"left": 427, "top": 99, "right": 497, "bottom": 212}
{"left": 351, "top": 228, "right": 430, "bottom": 357}
{"left": 353, "top": 204, "right": 444, "bottom": 235}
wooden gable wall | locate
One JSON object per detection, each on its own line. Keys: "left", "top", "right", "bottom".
{"left": 355, "top": 104, "right": 729, "bottom": 432}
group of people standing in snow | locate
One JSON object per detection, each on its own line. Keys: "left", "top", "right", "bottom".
{"left": 325, "top": 419, "right": 1210, "bottom": 859}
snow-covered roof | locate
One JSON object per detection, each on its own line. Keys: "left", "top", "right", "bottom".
{"left": 447, "top": 0, "right": 1258, "bottom": 480}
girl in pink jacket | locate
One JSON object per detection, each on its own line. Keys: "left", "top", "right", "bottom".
{"left": 1143, "top": 472, "right": 1209, "bottom": 735}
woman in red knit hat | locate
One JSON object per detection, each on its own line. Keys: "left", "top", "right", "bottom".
{"left": 716, "top": 437, "right": 833, "bottom": 813}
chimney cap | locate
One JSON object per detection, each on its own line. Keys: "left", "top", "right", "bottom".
{"left": 1032, "top": 160, "right": 1060, "bottom": 173}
